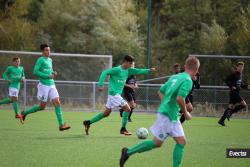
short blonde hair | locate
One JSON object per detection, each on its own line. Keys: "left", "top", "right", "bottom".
{"left": 185, "top": 56, "right": 200, "bottom": 71}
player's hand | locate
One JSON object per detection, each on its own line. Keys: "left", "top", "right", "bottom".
{"left": 150, "top": 67, "right": 156, "bottom": 72}
{"left": 183, "top": 111, "right": 192, "bottom": 121}
{"left": 98, "top": 87, "right": 104, "bottom": 92}
{"left": 53, "top": 71, "right": 58, "bottom": 76}
{"left": 232, "top": 86, "right": 237, "bottom": 90}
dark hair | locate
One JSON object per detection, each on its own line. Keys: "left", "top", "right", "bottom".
{"left": 123, "top": 55, "right": 135, "bottom": 62}
{"left": 173, "top": 63, "right": 180, "bottom": 68}
{"left": 237, "top": 61, "right": 244, "bottom": 66}
{"left": 12, "top": 57, "right": 20, "bottom": 62}
{"left": 40, "top": 44, "right": 49, "bottom": 51}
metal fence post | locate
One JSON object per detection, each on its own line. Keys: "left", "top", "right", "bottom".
{"left": 92, "top": 82, "right": 96, "bottom": 112}
{"left": 23, "top": 79, "right": 27, "bottom": 110}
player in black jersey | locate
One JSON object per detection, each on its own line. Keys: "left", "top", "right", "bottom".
{"left": 120, "top": 62, "right": 138, "bottom": 122}
{"left": 218, "top": 62, "right": 249, "bottom": 126}
{"left": 173, "top": 63, "right": 200, "bottom": 124}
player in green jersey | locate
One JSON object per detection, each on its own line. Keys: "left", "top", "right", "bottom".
{"left": 20, "top": 44, "right": 70, "bottom": 131}
{"left": 0, "top": 57, "right": 25, "bottom": 123}
{"left": 83, "top": 55, "right": 155, "bottom": 136}
{"left": 120, "top": 56, "right": 200, "bottom": 167}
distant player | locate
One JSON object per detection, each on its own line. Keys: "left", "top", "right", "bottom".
{"left": 218, "top": 62, "right": 249, "bottom": 126}
{"left": 120, "top": 56, "right": 200, "bottom": 167}
{"left": 83, "top": 55, "right": 155, "bottom": 136}
{"left": 119, "top": 62, "right": 138, "bottom": 122}
{"left": 20, "top": 44, "right": 70, "bottom": 131}
{"left": 173, "top": 63, "right": 200, "bottom": 124}
{"left": 0, "top": 57, "right": 25, "bottom": 123}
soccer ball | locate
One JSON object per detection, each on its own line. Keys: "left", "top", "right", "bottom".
{"left": 136, "top": 127, "right": 149, "bottom": 139}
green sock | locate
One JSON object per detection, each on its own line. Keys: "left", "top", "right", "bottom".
{"left": 127, "top": 140, "right": 157, "bottom": 156}
{"left": 90, "top": 112, "right": 104, "bottom": 124}
{"left": 0, "top": 98, "right": 11, "bottom": 105}
{"left": 122, "top": 111, "right": 129, "bottom": 128}
{"left": 12, "top": 101, "right": 19, "bottom": 115}
{"left": 23, "top": 105, "right": 41, "bottom": 115}
{"left": 55, "top": 106, "right": 64, "bottom": 126}
{"left": 173, "top": 144, "right": 185, "bottom": 167}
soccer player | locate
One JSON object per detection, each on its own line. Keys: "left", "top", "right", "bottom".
{"left": 119, "top": 62, "right": 138, "bottom": 122}
{"left": 20, "top": 44, "right": 70, "bottom": 131}
{"left": 120, "top": 56, "right": 200, "bottom": 167}
{"left": 218, "top": 62, "right": 250, "bottom": 126}
{"left": 172, "top": 63, "right": 200, "bottom": 124}
{"left": 83, "top": 55, "right": 155, "bottom": 135}
{"left": 0, "top": 57, "right": 25, "bottom": 123}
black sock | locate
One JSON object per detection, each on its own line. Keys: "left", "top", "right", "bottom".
{"left": 180, "top": 114, "right": 185, "bottom": 124}
{"left": 219, "top": 108, "right": 230, "bottom": 122}
{"left": 231, "top": 105, "right": 246, "bottom": 114}
{"left": 129, "top": 108, "right": 134, "bottom": 120}
{"left": 119, "top": 108, "right": 124, "bottom": 117}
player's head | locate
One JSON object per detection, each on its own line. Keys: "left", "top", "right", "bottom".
{"left": 40, "top": 44, "right": 50, "bottom": 57}
{"left": 236, "top": 61, "right": 244, "bottom": 73}
{"left": 184, "top": 56, "right": 200, "bottom": 76}
{"left": 12, "top": 57, "right": 20, "bottom": 67}
{"left": 173, "top": 63, "right": 181, "bottom": 74}
{"left": 123, "top": 55, "right": 135, "bottom": 69}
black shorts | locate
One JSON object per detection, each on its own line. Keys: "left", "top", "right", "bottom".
{"left": 123, "top": 91, "right": 136, "bottom": 102}
{"left": 229, "top": 90, "right": 243, "bottom": 104}
{"left": 185, "top": 94, "right": 193, "bottom": 104}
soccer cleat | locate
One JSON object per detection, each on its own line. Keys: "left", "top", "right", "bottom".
{"left": 83, "top": 120, "right": 91, "bottom": 135}
{"left": 15, "top": 114, "right": 24, "bottom": 124}
{"left": 120, "top": 147, "right": 129, "bottom": 167}
{"left": 20, "top": 111, "right": 27, "bottom": 123}
{"left": 218, "top": 120, "right": 225, "bottom": 126}
{"left": 120, "top": 127, "right": 132, "bottom": 136}
{"left": 59, "top": 123, "right": 71, "bottom": 131}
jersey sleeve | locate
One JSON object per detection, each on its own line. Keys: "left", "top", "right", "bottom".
{"left": 98, "top": 68, "right": 118, "bottom": 87}
{"left": 159, "top": 82, "right": 168, "bottom": 94}
{"left": 128, "top": 68, "right": 150, "bottom": 75}
{"left": 177, "top": 79, "right": 193, "bottom": 98}
{"left": 33, "top": 58, "right": 50, "bottom": 79}
{"left": 22, "top": 67, "right": 25, "bottom": 79}
{"left": 3, "top": 67, "right": 10, "bottom": 80}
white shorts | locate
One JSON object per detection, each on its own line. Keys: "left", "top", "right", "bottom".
{"left": 150, "top": 113, "right": 185, "bottom": 141}
{"left": 105, "top": 94, "right": 128, "bottom": 109}
{"left": 37, "top": 83, "right": 59, "bottom": 102}
{"left": 9, "top": 87, "right": 19, "bottom": 97}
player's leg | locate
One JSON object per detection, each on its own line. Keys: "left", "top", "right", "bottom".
{"left": 128, "top": 93, "right": 136, "bottom": 122}
{"left": 227, "top": 99, "right": 247, "bottom": 119}
{"left": 173, "top": 136, "right": 186, "bottom": 167}
{"left": 120, "top": 104, "right": 132, "bottom": 135}
{"left": 0, "top": 97, "right": 12, "bottom": 105}
{"left": 120, "top": 136, "right": 162, "bottom": 167}
{"left": 21, "top": 84, "right": 48, "bottom": 121}
{"left": 52, "top": 97, "right": 70, "bottom": 131}
{"left": 0, "top": 87, "right": 17, "bottom": 106}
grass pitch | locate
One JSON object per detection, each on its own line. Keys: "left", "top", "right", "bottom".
{"left": 0, "top": 110, "right": 249, "bottom": 167}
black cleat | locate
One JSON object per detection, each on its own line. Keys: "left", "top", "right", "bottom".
{"left": 218, "top": 120, "right": 225, "bottom": 126}
{"left": 83, "top": 120, "right": 91, "bottom": 135}
{"left": 21, "top": 111, "right": 27, "bottom": 122}
{"left": 120, "top": 147, "right": 129, "bottom": 167}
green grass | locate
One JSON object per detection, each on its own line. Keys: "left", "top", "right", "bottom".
{"left": 0, "top": 110, "right": 249, "bottom": 167}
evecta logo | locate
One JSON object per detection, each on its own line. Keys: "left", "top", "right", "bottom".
{"left": 227, "top": 149, "right": 250, "bottom": 158}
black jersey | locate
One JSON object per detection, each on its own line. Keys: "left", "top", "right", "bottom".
{"left": 123, "top": 75, "right": 136, "bottom": 93}
{"left": 225, "top": 71, "right": 248, "bottom": 91}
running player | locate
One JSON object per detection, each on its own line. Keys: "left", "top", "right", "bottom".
{"left": 20, "top": 44, "right": 70, "bottom": 131}
{"left": 83, "top": 55, "right": 155, "bottom": 136}
{"left": 0, "top": 57, "right": 25, "bottom": 123}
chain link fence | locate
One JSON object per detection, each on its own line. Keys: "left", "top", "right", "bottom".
{"left": 0, "top": 79, "right": 249, "bottom": 116}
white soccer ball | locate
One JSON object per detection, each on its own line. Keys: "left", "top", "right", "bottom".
{"left": 136, "top": 127, "right": 149, "bottom": 139}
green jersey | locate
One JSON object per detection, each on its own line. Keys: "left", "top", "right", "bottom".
{"left": 3, "top": 65, "right": 25, "bottom": 89}
{"left": 98, "top": 65, "right": 150, "bottom": 96}
{"left": 158, "top": 72, "right": 193, "bottom": 122}
{"left": 33, "top": 56, "right": 54, "bottom": 86}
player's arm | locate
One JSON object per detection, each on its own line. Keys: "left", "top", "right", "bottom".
{"left": 21, "top": 67, "right": 25, "bottom": 82}
{"left": 177, "top": 80, "right": 193, "bottom": 120}
{"left": 3, "top": 67, "right": 10, "bottom": 82}
{"left": 98, "top": 68, "right": 118, "bottom": 91}
{"left": 128, "top": 67, "right": 155, "bottom": 75}
{"left": 33, "top": 59, "right": 50, "bottom": 79}
{"left": 225, "top": 73, "right": 235, "bottom": 90}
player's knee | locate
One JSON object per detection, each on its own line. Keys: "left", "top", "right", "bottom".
{"left": 103, "top": 111, "right": 111, "bottom": 117}
{"left": 39, "top": 104, "right": 46, "bottom": 110}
